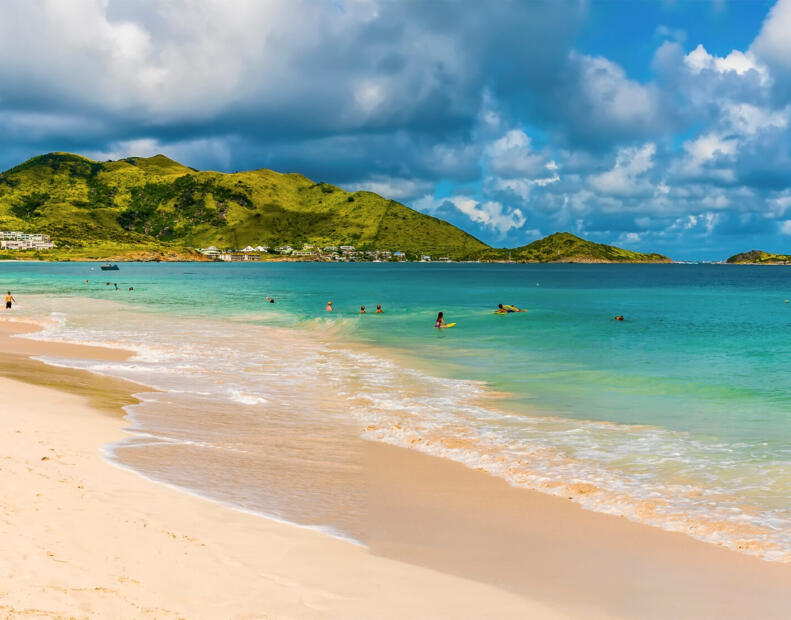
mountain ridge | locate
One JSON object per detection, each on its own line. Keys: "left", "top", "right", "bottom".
{"left": 0, "top": 152, "right": 671, "bottom": 263}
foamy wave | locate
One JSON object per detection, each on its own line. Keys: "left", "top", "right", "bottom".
{"left": 228, "top": 389, "right": 268, "bottom": 405}
{"left": 17, "top": 293, "right": 791, "bottom": 563}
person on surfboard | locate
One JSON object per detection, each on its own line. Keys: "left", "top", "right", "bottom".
{"left": 495, "top": 303, "right": 526, "bottom": 314}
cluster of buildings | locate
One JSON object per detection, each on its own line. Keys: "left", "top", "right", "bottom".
{"left": 0, "top": 231, "right": 55, "bottom": 251}
{"left": 197, "top": 243, "right": 445, "bottom": 262}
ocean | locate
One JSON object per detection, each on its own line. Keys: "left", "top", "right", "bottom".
{"left": 3, "top": 261, "right": 791, "bottom": 560}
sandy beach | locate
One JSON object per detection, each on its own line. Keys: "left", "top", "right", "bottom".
{"left": 3, "top": 318, "right": 791, "bottom": 618}
{"left": 0, "top": 320, "right": 561, "bottom": 619}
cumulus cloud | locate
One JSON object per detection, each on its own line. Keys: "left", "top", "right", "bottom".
{"left": 414, "top": 194, "right": 525, "bottom": 236}
{"left": 752, "top": 0, "right": 791, "bottom": 73}
{"left": 486, "top": 130, "right": 549, "bottom": 178}
{"left": 684, "top": 44, "right": 769, "bottom": 83}
{"left": 3, "top": 0, "right": 791, "bottom": 257}
{"left": 589, "top": 143, "right": 656, "bottom": 196}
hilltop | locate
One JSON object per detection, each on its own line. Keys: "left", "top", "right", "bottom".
{"left": 726, "top": 250, "right": 791, "bottom": 264}
{"left": 477, "top": 232, "right": 672, "bottom": 263}
{"left": 0, "top": 153, "right": 671, "bottom": 263}
{"left": 0, "top": 152, "right": 487, "bottom": 260}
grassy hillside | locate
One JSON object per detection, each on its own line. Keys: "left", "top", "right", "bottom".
{"left": 0, "top": 153, "right": 672, "bottom": 263}
{"left": 474, "top": 232, "right": 671, "bottom": 263}
{"left": 0, "top": 152, "right": 488, "bottom": 259}
{"left": 726, "top": 250, "right": 791, "bottom": 264}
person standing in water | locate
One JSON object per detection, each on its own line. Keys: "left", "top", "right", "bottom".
{"left": 326, "top": 301, "right": 333, "bottom": 312}
{"left": 360, "top": 305, "right": 366, "bottom": 314}
{"left": 435, "top": 311, "right": 447, "bottom": 328}
{"left": 375, "top": 304, "right": 383, "bottom": 313}
{"left": 5, "top": 291, "right": 16, "bottom": 310}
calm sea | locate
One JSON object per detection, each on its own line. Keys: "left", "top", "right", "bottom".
{"left": 3, "top": 261, "right": 791, "bottom": 559}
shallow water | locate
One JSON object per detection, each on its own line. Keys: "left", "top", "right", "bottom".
{"left": 3, "top": 262, "right": 791, "bottom": 560}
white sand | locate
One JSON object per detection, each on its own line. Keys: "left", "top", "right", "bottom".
{"left": 0, "top": 375, "right": 565, "bottom": 619}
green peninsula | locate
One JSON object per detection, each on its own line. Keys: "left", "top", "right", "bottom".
{"left": 476, "top": 232, "right": 672, "bottom": 263}
{"left": 726, "top": 250, "right": 791, "bottom": 264}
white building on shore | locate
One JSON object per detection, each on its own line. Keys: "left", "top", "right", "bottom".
{"left": 0, "top": 231, "right": 55, "bottom": 250}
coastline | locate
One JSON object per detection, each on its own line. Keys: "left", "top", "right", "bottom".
{"left": 3, "top": 319, "right": 791, "bottom": 617}
{"left": 0, "top": 320, "right": 563, "bottom": 619}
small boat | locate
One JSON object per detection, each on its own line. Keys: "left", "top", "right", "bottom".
{"left": 100, "top": 263, "right": 119, "bottom": 271}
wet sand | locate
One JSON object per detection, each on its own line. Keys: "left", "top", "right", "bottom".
{"left": 3, "top": 319, "right": 791, "bottom": 618}
{"left": 0, "top": 321, "right": 562, "bottom": 619}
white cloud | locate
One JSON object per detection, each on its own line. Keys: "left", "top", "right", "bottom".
{"left": 414, "top": 194, "right": 525, "bottom": 235}
{"left": 588, "top": 143, "right": 656, "bottom": 196}
{"left": 683, "top": 132, "right": 737, "bottom": 167}
{"left": 752, "top": 0, "right": 791, "bottom": 73}
{"left": 486, "top": 129, "right": 549, "bottom": 178}
{"left": 684, "top": 44, "right": 769, "bottom": 83}
{"left": 617, "top": 231, "right": 643, "bottom": 244}
{"left": 487, "top": 173, "right": 559, "bottom": 201}
{"left": 780, "top": 220, "right": 791, "bottom": 235}
{"left": 449, "top": 198, "right": 525, "bottom": 235}
{"left": 723, "top": 102, "right": 789, "bottom": 135}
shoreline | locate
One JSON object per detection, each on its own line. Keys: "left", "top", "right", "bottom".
{"left": 6, "top": 297, "right": 791, "bottom": 563}
{"left": 3, "top": 319, "right": 791, "bottom": 616}
{"left": 0, "top": 319, "right": 564, "bottom": 618}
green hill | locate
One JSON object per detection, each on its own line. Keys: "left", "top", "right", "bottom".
{"left": 726, "top": 250, "right": 791, "bottom": 264}
{"left": 474, "top": 232, "right": 671, "bottom": 263}
{"left": 0, "top": 153, "right": 672, "bottom": 263}
{"left": 0, "top": 152, "right": 488, "bottom": 260}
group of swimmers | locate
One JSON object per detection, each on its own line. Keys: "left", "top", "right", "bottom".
{"left": 324, "top": 301, "right": 383, "bottom": 314}
{"left": 84, "top": 279, "right": 134, "bottom": 291}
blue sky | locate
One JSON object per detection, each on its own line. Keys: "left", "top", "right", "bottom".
{"left": 2, "top": 0, "right": 791, "bottom": 259}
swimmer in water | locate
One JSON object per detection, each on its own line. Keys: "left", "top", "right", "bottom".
{"left": 114, "top": 283, "right": 118, "bottom": 290}
{"left": 495, "top": 303, "right": 526, "bottom": 314}
{"left": 5, "top": 291, "right": 16, "bottom": 310}
{"left": 614, "top": 315, "right": 624, "bottom": 321}
{"left": 360, "top": 305, "right": 366, "bottom": 314}
{"left": 375, "top": 304, "right": 383, "bottom": 313}
{"left": 326, "top": 301, "right": 333, "bottom": 312}
{"left": 435, "top": 311, "right": 447, "bottom": 328}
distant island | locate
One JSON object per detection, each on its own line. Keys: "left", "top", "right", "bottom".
{"left": 0, "top": 152, "right": 671, "bottom": 263}
{"left": 726, "top": 250, "right": 791, "bottom": 265}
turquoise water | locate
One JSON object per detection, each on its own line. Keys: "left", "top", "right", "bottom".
{"left": 3, "top": 262, "right": 791, "bottom": 558}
